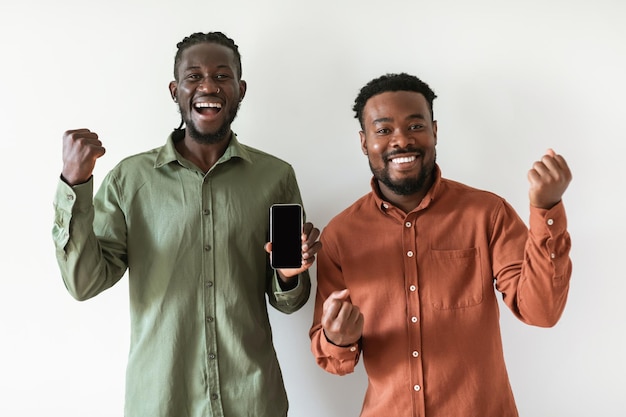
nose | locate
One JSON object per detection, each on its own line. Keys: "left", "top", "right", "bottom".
{"left": 198, "top": 77, "right": 219, "bottom": 94}
{"left": 390, "top": 129, "right": 414, "bottom": 148}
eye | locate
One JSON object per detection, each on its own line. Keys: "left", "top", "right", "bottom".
{"left": 375, "top": 128, "right": 391, "bottom": 135}
{"left": 185, "top": 73, "right": 202, "bottom": 81}
{"left": 409, "top": 124, "right": 424, "bottom": 131}
{"left": 215, "top": 73, "right": 231, "bottom": 80}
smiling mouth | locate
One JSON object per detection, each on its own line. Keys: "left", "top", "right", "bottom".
{"left": 194, "top": 102, "right": 222, "bottom": 115}
{"left": 391, "top": 155, "right": 416, "bottom": 164}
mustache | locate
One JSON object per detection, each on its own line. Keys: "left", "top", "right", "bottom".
{"left": 382, "top": 146, "right": 424, "bottom": 160}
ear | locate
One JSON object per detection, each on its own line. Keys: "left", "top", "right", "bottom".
{"left": 169, "top": 81, "right": 178, "bottom": 102}
{"left": 432, "top": 120, "right": 438, "bottom": 146}
{"left": 239, "top": 79, "right": 247, "bottom": 101}
{"left": 359, "top": 130, "right": 368, "bottom": 155}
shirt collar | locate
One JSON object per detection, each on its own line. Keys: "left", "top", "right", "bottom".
{"left": 154, "top": 131, "right": 252, "bottom": 169}
{"left": 370, "top": 164, "right": 443, "bottom": 213}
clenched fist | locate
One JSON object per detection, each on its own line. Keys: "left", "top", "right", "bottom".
{"left": 321, "top": 289, "right": 364, "bottom": 347}
{"left": 528, "top": 149, "right": 572, "bottom": 209}
{"left": 61, "top": 128, "right": 106, "bottom": 186}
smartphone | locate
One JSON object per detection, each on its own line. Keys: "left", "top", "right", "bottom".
{"left": 269, "top": 204, "right": 303, "bottom": 269}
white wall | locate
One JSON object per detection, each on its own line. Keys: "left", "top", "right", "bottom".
{"left": 1, "top": 0, "right": 624, "bottom": 416}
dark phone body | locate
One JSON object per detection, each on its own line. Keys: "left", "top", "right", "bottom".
{"left": 270, "top": 204, "right": 303, "bottom": 269}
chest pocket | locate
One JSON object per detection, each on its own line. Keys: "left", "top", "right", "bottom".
{"left": 427, "top": 247, "right": 483, "bottom": 309}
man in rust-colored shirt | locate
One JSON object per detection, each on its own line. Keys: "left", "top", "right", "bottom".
{"left": 309, "top": 73, "right": 572, "bottom": 417}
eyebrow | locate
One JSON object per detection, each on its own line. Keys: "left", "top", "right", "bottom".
{"left": 372, "top": 113, "right": 427, "bottom": 124}
{"left": 183, "top": 64, "right": 233, "bottom": 72}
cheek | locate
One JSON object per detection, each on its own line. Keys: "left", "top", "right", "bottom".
{"left": 369, "top": 142, "right": 385, "bottom": 153}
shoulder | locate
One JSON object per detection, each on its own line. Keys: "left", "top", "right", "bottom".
{"left": 104, "top": 146, "right": 162, "bottom": 187}
{"left": 238, "top": 144, "right": 297, "bottom": 182}
{"left": 438, "top": 177, "right": 505, "bottom": 206}
{"left": 241, "top": 143, "right": 293, "bottom": 168}
{"left": 324, "top": 193, "right": 374, "bottom": 232}
{"left": 112, "top": 146, "right": 161, "bottom": 171}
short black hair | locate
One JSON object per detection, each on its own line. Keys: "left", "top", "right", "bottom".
{"left": 173, "top": 31, "right": 242, "bottom": 80}
{"left": 353, "top": 73, "right": 437, "bottom": 128}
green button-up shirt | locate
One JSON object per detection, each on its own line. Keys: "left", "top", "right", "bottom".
{"left": 52, "top": 133, "right": 311, "bottom": 417}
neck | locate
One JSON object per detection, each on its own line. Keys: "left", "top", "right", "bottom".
{"left": 378, "top": 177, "right": 434, "bottom": 214}
{"left": 175, "top": 131, "right": 232, "bottom": 173}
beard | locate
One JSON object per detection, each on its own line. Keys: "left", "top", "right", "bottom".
{"left": 370, "top": 148, "right": 436, "bottom": 196}
{"left": 182, "top": 101, "right": 241, "bottom": 145}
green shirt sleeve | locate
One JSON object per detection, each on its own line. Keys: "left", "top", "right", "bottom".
{"left": 270, "top": 270, "right": 311, "bottom": 314}
{"left": 265, "top": 166, "right": 311, "bottom": 314}
{"left": 52, "top": 176, "right": 128, "bottom": 301}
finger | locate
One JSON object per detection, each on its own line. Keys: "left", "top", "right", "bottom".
{"left": 341, "top": 303, "right": 362, "bottom": 325}
{"left": 527, "top": 168, "right": 541, "bottom": 186}
{"left": 328, "top": 288, "right": 350, "bottom": 302}
{"left": 322, "top": 289, "right": 350, "bottom": 315}
{"left": 530, "top": 160, "right": 551, "bottom": 179}
{"left": 551, "top": 154, "right": 572, "bottom": 179}
{"left": 264, "top": 242, "right": 272, "bottom": 253}
{"left": 322, "top": 298, "right": 344, "bottom": 324}
{"left": 64, "top": 129, "right": 99, "bottom": 142}
{"left": 303, "top": 226, "right": 321, "bottom": 245}
{"left": 302, "top": 221, "right": 313, "bottom": 236}
{"left": 302, "top": 239, "right": 322, "bottom": 261}
{"left": 64, "top": 128, "right": 95, "bottom": 136}
{"left": 335, "top": 301, "right": 354, "bottom": 320}
{"left": 536, "top": 150, "right": 570, "bottom": 178}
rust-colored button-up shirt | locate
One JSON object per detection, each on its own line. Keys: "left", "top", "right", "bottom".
{"left": 310, "top": 166, "right": 572, "bottom": 417}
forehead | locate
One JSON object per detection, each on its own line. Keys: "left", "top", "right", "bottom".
{"left": 177, "top": 42, "right": 237, "bottom": 73}
{"left": 363, "top": 91, "right": 431, "bottom": 123}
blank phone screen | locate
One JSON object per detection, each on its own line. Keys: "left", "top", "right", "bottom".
{"left": 270, "top": 204, "right": 302, "bottom": 268}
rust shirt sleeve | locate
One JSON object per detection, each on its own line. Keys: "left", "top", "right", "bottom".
{"left": 309, "top": 227, "right": 361, "bottom": 376}
{"left": 494, "top": 201, "right": 572, "bottom": 327}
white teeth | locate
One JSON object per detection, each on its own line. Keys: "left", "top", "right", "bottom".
{"left": 391, "top": 156, "right": 416, "bottom": 164}
{"left": 195, "top": 102, "right": 222, "bottom": 109}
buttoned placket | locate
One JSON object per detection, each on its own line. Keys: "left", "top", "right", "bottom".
{"left": 402, "top": 212, "right": 425, "bottom": 416}
{"left": 201, "top": 174, "right": 224, "bottom": 417}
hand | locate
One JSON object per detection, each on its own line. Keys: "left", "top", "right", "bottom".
{"left": 264, "top": 221, "right": 322, "bottom": 281}
{"left": 61, "top": 128, "right": 106, "bottom": 185}
{"left": 528, "top": 149, "right": 572, "bottom": 209}
{"left": 321, "top": 289, "right": 364, "bottom": 347}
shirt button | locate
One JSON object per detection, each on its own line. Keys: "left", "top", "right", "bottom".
{"left": 208, "top": 353, "right": 216, "bottom": 359}
{"left": 206, "top": 281, "right": 214, "bottom": 287}
{"left": 413, "top": 385, "right": 421, "bottom": 391}
{"left": 204, "top": 245, "right": 211, "bottom": 251}
{"left": 412, "top": 351, "right": 419, "bottom": 357}
{"left": 206, "top": 316, "right": 214, "bottom": 323}
{"left": 411, "top": 316, "right": 418, "bottom": 323}
{"left": 405, "top": 222, "right": 411, "bottom": 227}
{"left": 211, "top": 393, "right": 219, "bottom": 400}
{"left": 407, "top": 251, "right": 414, "bottom": 257}
{"left": 350, "top": 346, "right": 357, "bottom": 352}
{"left": 66, "top": 194, "right": 74, "bottom": 201}
{"left": 383, "top": 203, "right": 389, "bottom": 209}
{"left": 551, "top": 253, "right": 556, "bottom": 259}
{"left": 409, "top": 285, "right": 416, "bottom": 292}
{"left": 203, "top": 209, "right": 210, "bottom": 215}
{"left": 547, "top": 218, "right": 554, "bottom": 226}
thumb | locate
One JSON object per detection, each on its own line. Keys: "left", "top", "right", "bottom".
{"left": 329, "top": 288, "right": 350, "bottom": 301}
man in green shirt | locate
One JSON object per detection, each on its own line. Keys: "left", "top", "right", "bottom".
{"left": 52, "top": 31, "right": 320, "bottom": 417}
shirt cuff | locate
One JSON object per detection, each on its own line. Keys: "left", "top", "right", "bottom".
{"left": 273, "top": 272, "right": 305, "bottom": 306}
{"left": 529, "top": 201, "right": 567, "bottom": 238}
{"left": 55, "top": 177, "right": 94, "bottom": 213}
{"left": 320, "top": 331, "right": 360, "bottom": 358}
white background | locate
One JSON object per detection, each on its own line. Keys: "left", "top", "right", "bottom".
{"left": 1, "top": 0, "right": 624, "bottom": 416}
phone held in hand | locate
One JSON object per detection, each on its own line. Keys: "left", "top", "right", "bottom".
{"left": 269, "top": 204, "right": 303, "bottom": 269}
